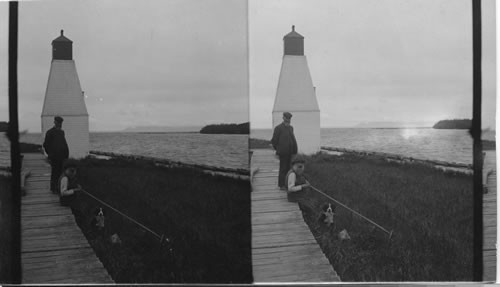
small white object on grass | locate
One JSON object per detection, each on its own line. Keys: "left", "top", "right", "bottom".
{"left": 110, "top": 233, "right": 122, "bottom": 244}
{"left": 338, "top": 229, "right": 351, "bottom": 241}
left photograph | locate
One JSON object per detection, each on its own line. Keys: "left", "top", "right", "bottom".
{"left": 0, "top": 0, "right": 251, "bottom": 284}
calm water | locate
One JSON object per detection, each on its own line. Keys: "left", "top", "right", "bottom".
{"left": 14, "top": 132, "right": 249, "bottom": 170}
{"left": 0, "top": 129, "right": 496, "bottom": 168}
{"left": 252, "top": 128, "right": 496, "bottom": 165}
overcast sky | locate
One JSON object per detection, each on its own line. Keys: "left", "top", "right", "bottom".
{"left": 249, "top": 0, "right": 496, "bottom": 129}
{"left": 0, "top": 0, "right": 497, "bottom": 131}
{"left": 0, "top": 0, "right": 248, "bottom": 132}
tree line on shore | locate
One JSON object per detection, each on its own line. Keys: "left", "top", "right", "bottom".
{"left": 200, "top": 122, "right": 249, "bottom": 134}
{"left": 433, "top": 119, "right": 471, "bottom": 129}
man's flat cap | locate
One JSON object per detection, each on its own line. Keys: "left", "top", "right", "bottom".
{"left": 283, "top": 112, "right": 292, "bottom": 119}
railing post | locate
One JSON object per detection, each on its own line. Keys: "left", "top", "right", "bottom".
{"left": 472, "top": 0, "right": 483, "bottom": 281}
{"left": 8, "top": 1, "right": 21, "bottom": 283}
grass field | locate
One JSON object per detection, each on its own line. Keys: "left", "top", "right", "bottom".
{"left": 297, "top": 152, "right": 473, "bottom": 281}
{"left": 71, "top": 157, "right": 252, "bottom": 283}
{"left": 0, "top": 175, "right": 14, "bottom": 283}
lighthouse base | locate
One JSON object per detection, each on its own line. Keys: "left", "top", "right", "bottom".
{"left": 42, "top": 115, "right": 89, "bottom": 159}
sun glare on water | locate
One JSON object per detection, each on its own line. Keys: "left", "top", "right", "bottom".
{"left": 401, "top": 128, "right": 420, "bottom": 140}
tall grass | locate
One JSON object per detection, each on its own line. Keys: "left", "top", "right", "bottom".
{"left": 72, "top": 157, "right": 251, "bottom": 283}
{"left": 299, "top": 153, "right": 473, "bottom": 281}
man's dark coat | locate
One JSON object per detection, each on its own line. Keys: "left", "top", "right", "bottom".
{"left": 271, "top": 122, "right": 298, "bottom": 156}
{"left": 43, "top": 127, "right": 69, "bottom": 161}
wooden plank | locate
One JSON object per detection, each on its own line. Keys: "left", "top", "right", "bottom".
{"left": 252, "top": 240, "right": 318, "bottom": 249}
{"left": 22, "top": 225, "right": 80, "bottom": 235}
{"left": 22, "top": 247, "right": 93, "bottom": 259}
{"left": 251, "top": 199, "right": 296, "bottom": 206}
{"left": 252, "top": 209, "right": 303, "bottom": 219}
{"left": 252, "top": 196, "right": 289, "bottom": 203}
{"left": 22, "top": 194, "right": 60, "bottom": 201}
{"left": 253, "top": 230, "right": 315, "bottom": 241}
{"left": 22, "top": 209, "right": 70, "bottom": 217}
{"left": 22, "top": 206, "right": 69, "bottom": 213}
{"left": 23, "top": 258, "right": 104, "bottom": 273}
{"left": 22, "top": 215, "right": 76, "bottom": 227}
{"left": 483, "top": 217, "right": 496, "bottom": 226}
{"left": 252, "top": 242, "right": 322, "bottom": 255}
{"left": 253, "top": 221, "right": 311, "bottom": 232}
{"left": 23, "top": 250, "right": 95, "bottom": 264}
{"left": 24, "top": 182, "right": 51, "bottom": 189}
{"left": 43, "top": 274, "right": 114, "bottom": 284}
{"left": 252, "top": 191, "right": 287, "bottom": 197}
{"left": 22, "top": 187, "right": 51, "bottom": 193}
{"left": 251, "top": 203, "right": 296, "bottom": 210}
{"left": 254, "top": 259, "right": 333, "bottom": 273}
{"left": 23, "top": 265, "right": 108, "bottom": 283}
{"left": 23, "top": 232, "right": 87, "bottom": 243}
{"left": 264, "top": 271, "right": 340, "bottom": 282}
{"left": 252, "top": 197, "right": 290, "bottom": 203}
{"left": 22, "top": 242, "right": 90, "bottom": 253}
{"left": 253, "top": 234, "right": 317, "bottom": 244}
{"left": 22, "top": 197, "right": 60, "bottom": 205}
{"left": 254, "top": 253, "right": 331, "bottom": 266}
{"left": 253, "top": 249, "right": 328, "bottom": 261}
{"left": 25, "top": 180, "right": 51, "bottom": 185}
{"left": 252, "top": 215, "right": 305, "bottom": 226}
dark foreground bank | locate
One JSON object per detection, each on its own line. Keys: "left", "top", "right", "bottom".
{"left": 0, "top": 175, "right": 14, "bottom": 282}
{"left": 297, "top": 152, "right": 473, "bottom": 281}
{"left": 71, "top": 157, "right": 252, "bottom": 283}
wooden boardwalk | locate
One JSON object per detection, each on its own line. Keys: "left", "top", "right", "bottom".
{"left": 483, "top": 150, "right": 496, "bottom": 281}
{"left": 252, "top": 149, "right": 497, "bottom": 282}
{"left": 251, "top": 149, "right": 340, "bottom": 282}
{"left": 21, "top": 153, "right": 113, "bottom": 284}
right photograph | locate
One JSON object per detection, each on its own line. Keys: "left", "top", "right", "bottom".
{"left": 249, "top": 0, "right": 496, "bottom": 282}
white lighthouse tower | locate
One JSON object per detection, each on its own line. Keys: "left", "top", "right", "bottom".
{"left": 272, "top": 26, "right": 320, "bottom": 154}
{"left": 41, "top": 30, "right": 89, "bottom": 158}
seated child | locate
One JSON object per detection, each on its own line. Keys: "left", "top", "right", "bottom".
{"left": 59, "top": 160, "right": 82, "bottom": 207}
{"left": 286, "top": 156, "right": 316, "bottom": 212}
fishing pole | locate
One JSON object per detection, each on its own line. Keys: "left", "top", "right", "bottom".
{"left": 79, "top": 188, "right": 168, "bottom": 243}
{"left": 309, "top": 185, "right": 394, "bottom": 239}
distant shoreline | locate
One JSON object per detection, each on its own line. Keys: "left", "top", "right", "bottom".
{"left": 200, "top": 122, "right": 249, "bottom": 135}
{"left": 123, "top": 131, "right": 199, "bottom": 134}
{"left": 433, "top": 119, "right": 472, "bottom": 129}
{"left": 252, "top": 127, "right": 435, "bottom": 131}
{"left": 21, "top": 131, "right": 249, "bottom": 135}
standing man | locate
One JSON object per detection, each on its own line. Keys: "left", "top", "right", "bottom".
{"left": 43, "top": 116, "right": 69, "bottom": 194}
{"left": 271, "top": 112, "right": 298, "bottom": 190}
